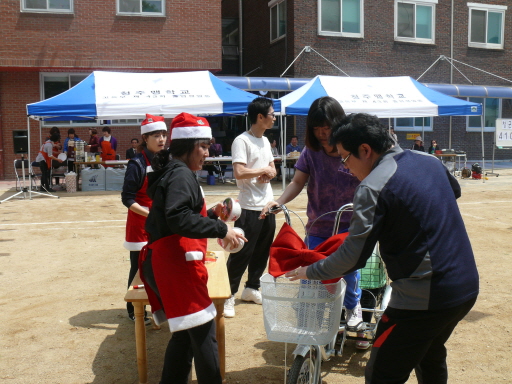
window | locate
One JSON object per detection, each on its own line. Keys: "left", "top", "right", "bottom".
{"left": 318, "top": 0, "right": 363, "bottom": 37}
{"left": 395, "top": 0, "right": 436, "bottom": 44}
{"left": 269, "top": 0, "right": 286, "bottom": 42}
{"left": 394, "top": 117, "right": 432, "bottom": 132}
{"left": 468, "top": 3, "right": 506, "bottom": 49}
{"left": 117, "top": 0, "right": 165, "bottom": 16}
{"left": 40, "top": 73, "right": 142, "bottom": 127}
{"left": 21, "top": 0, "right": 73, "bottom": 13}
{"left": 467, "top": 98, "right": 500, "bottom": 132}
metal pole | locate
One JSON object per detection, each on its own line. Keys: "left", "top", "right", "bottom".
{"left": 481, "top": 114, "right": 485, "bottom": 183}
{"left": 28, "top": 117, "right": 32, "bottom": 200}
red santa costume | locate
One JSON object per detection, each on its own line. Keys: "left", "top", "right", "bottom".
{"left": 121, "top": 114, "right": 167, "bottom": 319}
{"left": 140, "top": 113, "right": 227, "bottom": 384}
{"left": 122, "top": 115, "right": 167, "bottom": 252}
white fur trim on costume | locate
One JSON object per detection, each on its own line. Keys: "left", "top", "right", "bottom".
{"left": 185, "top": 251, "right": 204, "bottom": 261}
{"left": 171, "top": 126, "right": 212, "bottom": 140}
{"left": 141, "top": 120, "right": 167, "bottom": 135}
{"left": 152, "top": 309, "right": 167, "bottom": 326}
{"left": 167, "top": 302, "right": 216, "bottom": 333}
{"left": 123, "top": 240, "right": 147, "bottom": 251}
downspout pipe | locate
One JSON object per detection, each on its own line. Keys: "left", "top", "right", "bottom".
{"left": 239, "top": 0, "right": 243, "bottom": 77}
{"left": 449, "top": 0, "right": 454, "bottom": 149}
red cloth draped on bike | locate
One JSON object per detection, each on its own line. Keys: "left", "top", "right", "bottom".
{"left": 268, "top": 222, "right": 348, "bottom": 285}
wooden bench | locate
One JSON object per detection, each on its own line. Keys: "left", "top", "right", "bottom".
{"left": 124, "top": 251, "right": 231, "bottom": 384}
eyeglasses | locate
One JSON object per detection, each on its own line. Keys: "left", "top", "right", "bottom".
{"left": 341, "top": 152, "right": 351, "bottom": 166}
{"left": 267, "top": 112, "right": 276, "bottom": 118}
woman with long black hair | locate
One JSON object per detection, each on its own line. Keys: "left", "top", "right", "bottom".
{"left": 121, "top": 114, "right": 167, "bottom": 322}
{"left": 141, "top": 112, "right": 245, "bottom": 384}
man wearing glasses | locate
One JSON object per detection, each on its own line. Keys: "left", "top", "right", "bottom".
{"left": 224, "top": 97, "right": 278, "bottom": 318}
{"left": 288, "top": 113, "right": 479, "bottom": 384}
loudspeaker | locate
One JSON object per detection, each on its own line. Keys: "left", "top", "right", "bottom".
{"left": 13, "top": 130, "right": 28, "bottom": 154}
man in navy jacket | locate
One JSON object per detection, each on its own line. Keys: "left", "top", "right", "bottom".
{"left": 288, "top": 113, "right": 479, "bottom": 384}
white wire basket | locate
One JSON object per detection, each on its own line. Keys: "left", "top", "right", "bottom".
{"left": 260, "top": 273, "right": 346, "bottom": 345}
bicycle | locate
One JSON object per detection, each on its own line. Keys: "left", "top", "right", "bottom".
{"left": 260, "top": 203, "right": 392, "bottom": 384}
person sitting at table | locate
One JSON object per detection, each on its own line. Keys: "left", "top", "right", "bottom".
{"left": 98, "top": 126, "right": 117, "bottom": 162}
{"left": 412, "top": 135, "right": 425, "bottom": 152}
{"left": 126, "top": 138, "right": 139, "bottom": 160}
{"left": 271, "top": 139, "right": 279, "bottom": 157}
{"left": 121, "top": 114, "right": 168, "bottom": 324}
{"left": 286, "top": 135, "right": 302, "bottom": 154}
{"left": 140, "top": 112, "right": 246, "bottom": 384}
{"left": 204, "top": 137, "right": 227, "bottom": 177}
{"left": 270, "top": 139, "right": 282, "bottom": 180}
{"left": 45, "top": 127, "right": 62, "bottom": 166}
{"left": 429, "top": 139, "right": 440, "bottom": 154}
{"left": 63, "top": 128, "right": 80, "bottom": 172}
{"left": 35, "top": 132, "right": 63, "bottom": 193}
{"left": 45, "top": 127, "right": 64, "bottom": 186}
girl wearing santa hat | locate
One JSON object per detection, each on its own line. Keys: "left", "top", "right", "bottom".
{"left": 140, "top": 112, "right": 246, "bottom": 384}
{"left": 121, "top": 114, "right": 168, "bottom": 322}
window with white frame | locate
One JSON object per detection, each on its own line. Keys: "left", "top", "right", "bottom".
{"left": 318, "top": 0, "right": 363, "bottom": 37}
{"left": 40, "top": 73, "right": 142, "bottom": 127}
{"left": 269, "top": 0, "right": 286, "bottom": 42}
{"left": 395, "top": 0, "right": 436, "bottom": 44}
{"left": 394, "top": 117, "right": 432, "bottom": 132}
{"left": 467, "top": 97, "right": 500, "bottom": 132}
{"left": 21, "top": 0, "right": 73, "bottom": 13}
{"left": 467, "top": 3, "right": 506, "bottom": 49}
{"left": 117, "top": 0, "right": 165, "bottom": 16}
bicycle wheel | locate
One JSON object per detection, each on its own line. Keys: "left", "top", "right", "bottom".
{"left": 287, "top": 348, "right": 319, "bottom": 384}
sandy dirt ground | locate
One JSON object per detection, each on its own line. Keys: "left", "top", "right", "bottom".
{"left": 1, "top": 170, "right": 512, "bottom": 384}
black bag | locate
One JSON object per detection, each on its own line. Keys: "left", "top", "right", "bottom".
{"left": 471, "top": 163, "right": 482, "bottom": 174}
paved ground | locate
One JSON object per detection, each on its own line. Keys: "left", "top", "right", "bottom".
{"left": 1, "top": 161, "right": 511, "bottom": 383}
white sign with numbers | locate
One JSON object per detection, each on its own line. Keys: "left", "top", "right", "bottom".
{"left": 495, "top": 119, "right": 512, "bottom": 148}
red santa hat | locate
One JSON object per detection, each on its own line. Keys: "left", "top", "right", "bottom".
{"left": 170, "top": 112, "right": 212, "bottom": 140}
{"left": 141, "top": 114, "right": 167, "bottom": 135}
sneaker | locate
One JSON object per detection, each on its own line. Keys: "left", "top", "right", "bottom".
{"left": 224, "top": 295, "right": 235, "bottom": 318}
{"left": 241, "top": 287, "right": 262, "bottom": 305}
{"left": 345, "top": 302, "right": 363, "bottom": 329}
{"left": 355, "top": 332, "right": 370, "bottom": 350}
{"left": 128, "top": 312, "right": 152, "bottom": 326}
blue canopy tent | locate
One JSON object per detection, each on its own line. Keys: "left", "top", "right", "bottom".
{"left": 27, "top": 70, "right": 280, "bottom": 120}
{"left": 279, "top": 75, "right": 481, "bottom": 117}
{"left": 277, "top": 75, "right": 483, "bottom": 187}
{"left": 25, "top": 70, "right": 281, "bottom": 197}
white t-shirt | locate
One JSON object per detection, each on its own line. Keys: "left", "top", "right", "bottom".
{"left": 231, "top": 131, "right": 274, "bottom": 210}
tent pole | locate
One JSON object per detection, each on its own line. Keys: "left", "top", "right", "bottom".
{"left": 448, "top": 116, "right": 452, "bottom": 149}
{"left": 28, "top": 117, "right": 31, "bottom": 200}
{"left": 282, "top": 116, "right": 286, "bottom": 191}
{"left": 481, "top": 114, "right": 485, "bottom": 183}
{"left": 422, "top": 119, "right": 425, "bottom": 148}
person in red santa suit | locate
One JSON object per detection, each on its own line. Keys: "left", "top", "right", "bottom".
{"left": 141, "top": 112, "right": 246, "bottom": 384}
{"left": 121, "top": 114, "right": 167, "bottom": 322}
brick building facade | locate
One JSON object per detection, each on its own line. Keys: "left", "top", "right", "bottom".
{"left": 0, "top": 0, "right": 222, "bottom": 180}
{"left": 233, "top": 0, "right": 512, "bottom": 161}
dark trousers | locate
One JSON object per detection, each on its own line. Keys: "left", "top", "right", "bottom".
{"left": 126, "top": 251, "right": 140, "bottom": 315}
{"left": 365, "top": 297, "right": 477, "bottom": 384}
{"left": 39, "top": 160, "right": 51, "bottom": 189}
{"left": 160, "top": 319, "right": 222, "bottom": 384}
{"left": 226, "top": 209, "right": 276, "bottom": 294}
